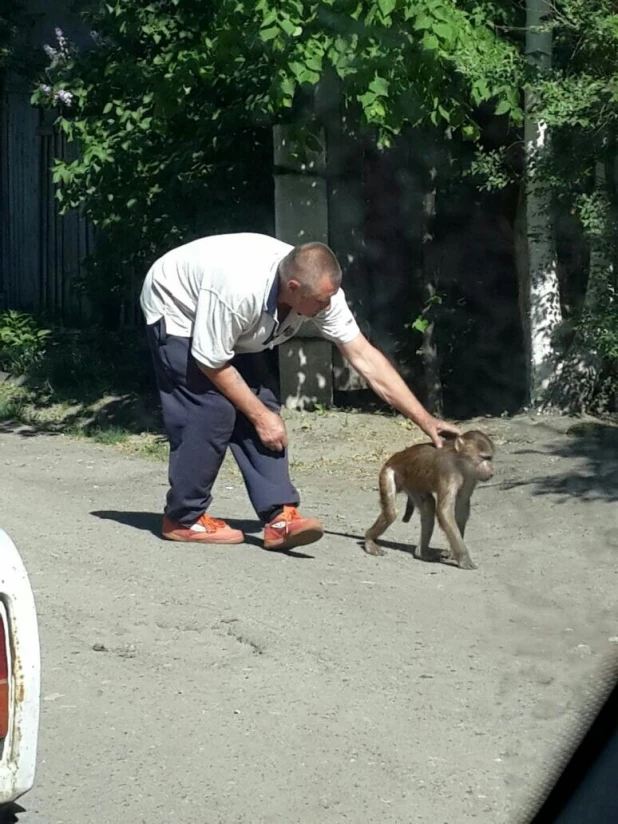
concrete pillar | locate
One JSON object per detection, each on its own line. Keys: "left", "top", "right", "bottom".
{"left": 273, "top": 124, "right": 334, "bottom": 409}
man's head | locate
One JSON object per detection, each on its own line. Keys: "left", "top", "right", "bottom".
{"left": 278, "top": 242, "right": 342, "bottom": 317}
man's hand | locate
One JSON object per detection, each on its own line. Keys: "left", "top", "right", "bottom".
{"left": 417, "top": 414, "right": 462, "bottom": 448}
{"left": 198, "top": 362, "right": 288, "bottom": 450}
{"left": 254, "top": 409, "right": 288, "bottom": 452}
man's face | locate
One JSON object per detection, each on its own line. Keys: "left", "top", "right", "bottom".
{"left": 288, "top": 275, "right": 338, "bottom": 317}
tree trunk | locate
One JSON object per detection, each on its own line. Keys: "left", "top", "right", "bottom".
{"left": 420, "top": 165, "right": 443, "bottom": 415}
{"left": 539, "top": 160, "right": 609, "bottom": 412}
{"left": 523, "top": 0, "right": 563, "bottom": 405}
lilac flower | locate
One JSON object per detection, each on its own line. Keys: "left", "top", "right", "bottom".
{"left": 39, "top": 84, "right": 52, "bottom": 94}
{"left": 53, "top": 89, "right": 73, "bottom": 107}
{"left": 43, "top": 44, "right": 58, "bottom": 60}
{"left": 55, "top": 27, "right": 69, "bottom": 56}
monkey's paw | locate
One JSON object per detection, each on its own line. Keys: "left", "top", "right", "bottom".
{"left": 364, "top": 539, "right": 385, "bottom": 557}
{"left": 416, "top": 549, "right": 444, "bottom": 563}
{"left": 456, "top": 555, "right": 478, "bottom": 570}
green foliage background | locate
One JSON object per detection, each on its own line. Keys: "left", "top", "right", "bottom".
{"left": 26, "top": 0, "right": 618, "bottom": 406}
{"left": 31, "top": 0, "right": 521, "bottom": 316}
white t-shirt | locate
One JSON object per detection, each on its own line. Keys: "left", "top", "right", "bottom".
{"left": 140, "top": 232, "right": 360, "bottom": 369}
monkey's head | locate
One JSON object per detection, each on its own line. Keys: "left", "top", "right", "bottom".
{"left": 453, "top": 430, "right": 495, "bottom": 481}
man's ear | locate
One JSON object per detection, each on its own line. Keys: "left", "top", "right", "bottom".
{"left": 287, "top": 279, "right": 301, "bottom": 293}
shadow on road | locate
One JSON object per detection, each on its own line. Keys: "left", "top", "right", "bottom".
{"left": 325, "top": 528, "right": 455, "bottom": 568}
{"left": 90, "top": 510, "right": 316, "bottom": 558}
{"left": 0, "top": 803, "right": 24, "bottom": 823}
{"left": 504, "top": 421, "right": 618, "bottom": 503}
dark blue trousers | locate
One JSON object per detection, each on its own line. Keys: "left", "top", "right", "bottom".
{"left": 146, "top": 318, "right": 300, "bottom": 525}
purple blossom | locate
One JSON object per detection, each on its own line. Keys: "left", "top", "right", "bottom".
{"left": 55, "top": 27, "right": 69, "bottom": 56}
{"left": 53, "top": 89, "right": 73, "bottom": 107}
{"left": 43, "top": 44, "right": 58, "bottom": 60}
{"left": 39, "top": 83, "right": 52, "bottom": 94}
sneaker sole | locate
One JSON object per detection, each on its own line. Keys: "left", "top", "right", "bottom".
{"left": 264, "top": 525, "right": 324, "bottom": 551}
{"left": 162, "top": 531, "right": 245, "bottom": 545}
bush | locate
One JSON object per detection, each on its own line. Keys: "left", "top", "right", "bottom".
{"left": 0, "top": 311, "right": 51, "bottom": 376}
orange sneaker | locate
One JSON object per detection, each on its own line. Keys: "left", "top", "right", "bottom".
{"left": 263, "top": 506, "right": 324, "bottom": 551}
{"left": 162, "top": 513, "right": 244, "bottom": 544}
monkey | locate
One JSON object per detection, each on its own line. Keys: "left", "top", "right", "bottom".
{"left": 364, "top": 430, "right": 495, "bottom": 570}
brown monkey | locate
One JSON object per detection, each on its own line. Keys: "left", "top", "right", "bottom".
{"left": 364, "top": 430, "right": 495, "bottom": 570}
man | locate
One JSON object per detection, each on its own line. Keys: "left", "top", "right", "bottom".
{"left": 140, "top": 232, "right": 461, "bottom": 551}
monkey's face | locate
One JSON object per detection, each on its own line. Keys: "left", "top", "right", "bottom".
{"left": 475, "top": 455, "right": 494, "bottom": 482}
{"left": 457, "top": 431, "right": 495, "bottom": 482}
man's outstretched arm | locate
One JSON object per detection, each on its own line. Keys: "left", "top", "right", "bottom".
{"left": 337, "top": 333, "right": 461, "bottom": 447}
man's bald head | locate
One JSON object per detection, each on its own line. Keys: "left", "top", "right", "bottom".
{"left": 279, "top": 242, "right": 342, "bottom": 295}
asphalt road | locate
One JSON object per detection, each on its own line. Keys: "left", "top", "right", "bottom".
{"left": 1, "top": 414, "right": 617, "bottom": 824}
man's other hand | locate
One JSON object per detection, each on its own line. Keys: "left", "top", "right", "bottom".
{"left": 254, "top": 409, "right": 288, "bottom": 452}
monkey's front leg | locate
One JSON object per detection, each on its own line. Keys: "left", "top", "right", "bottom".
{"left": 436, "top": 492, "right": 477, "bottom": 570}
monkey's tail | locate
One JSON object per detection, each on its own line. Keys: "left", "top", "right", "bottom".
{"left": 402, "top": 498, "right": 414, "bottom": 523}
{"left": 378, "top": 465, "right": 398, "bottom": 522}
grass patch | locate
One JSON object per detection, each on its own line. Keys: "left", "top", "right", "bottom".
{"left": 0, "top": 381, "right": 169, "bottom": 459}
{"left": 89, "top": 425, "right": 130, "bottom": 445}
{"left": 0, "top": 393, "right": 23, "bottom": 421}
{"left": 0, "top": 322, "right": 166, "bottom": 459}
{"left": 134, "top": 435, "right": 169, "bottom": 460}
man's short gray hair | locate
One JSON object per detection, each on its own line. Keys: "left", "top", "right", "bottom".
{"left": 279, "top": 242, "right": 342, "bottom": 294}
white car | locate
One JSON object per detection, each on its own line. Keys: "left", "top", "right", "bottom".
{"left": 0, "top": 529, "right": 40, "bottom": 809}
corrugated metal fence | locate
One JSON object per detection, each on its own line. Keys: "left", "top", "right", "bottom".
{"left": 0, "top": 75, "right": 94, "bottom": 323}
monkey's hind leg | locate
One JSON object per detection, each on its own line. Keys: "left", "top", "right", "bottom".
{"left": 413, "top": 493, "right": 437, "bottom": 562}
{"left": 364, "top": 466, "right": 398, "bottom": 556}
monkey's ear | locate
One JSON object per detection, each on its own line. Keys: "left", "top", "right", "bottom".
{"left": 453, "top": 437, "right": 465, "bottom": 452}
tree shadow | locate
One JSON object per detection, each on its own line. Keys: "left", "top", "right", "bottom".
{"left": 0, "top": 389, "right": 163, "bottom": 438}
{"left": 90, "top": 510, "right": 315, "bottom": 558}
{"left": 0, "top": 326, "right": 165, "bottom": 438}
{"left": 503, "top": 421, "right": 618, "bottom": 503}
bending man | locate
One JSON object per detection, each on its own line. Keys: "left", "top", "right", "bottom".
{"left": 140, "top": 233, "right": 461, "bottom": 551}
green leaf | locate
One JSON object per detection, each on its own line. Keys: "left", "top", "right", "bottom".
{"left": 260, "top": 26, "right": 280, "bottom": 42}
{"left": 414, "top": 14, "right": 433, "bottom": 31}
{"left": 422, "top": 33, "right": 440, "bottom": 51}
{"left": 369, "top": 75, "right": 389, "bottom": 97}
{"left": 378, "top": 0, "right": 396, "bottom": 16}
{"left": 411, "top": 317, "right": 429, "bottom": 333}
{"left": 279, "top": 17, "right": 297, "bottom": 36}
{"left": 434, "top": 22, "right": 454, "bottom": 43}
{"left": 280, "top": 75, "right": 296, "bottom": 100}
{"left": 495, "top": 99, "right": 511, "bottom": 116}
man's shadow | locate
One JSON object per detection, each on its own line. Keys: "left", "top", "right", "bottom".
{"left": 91, "top": 510, "right": 315, "bottom": 558}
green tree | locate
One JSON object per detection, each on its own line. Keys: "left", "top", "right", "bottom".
{"left": 32, "top": 0, "right": 522, "bottom": 326}
{"left": 470, "top": 0, "right": 618, "bottom": 413}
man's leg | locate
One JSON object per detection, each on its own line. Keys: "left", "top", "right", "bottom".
{"left": 146, "top": 319, "right": 243, "bottom": 544}
{"left": 228, "top": 351, "right": 324, "bottom": 550}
